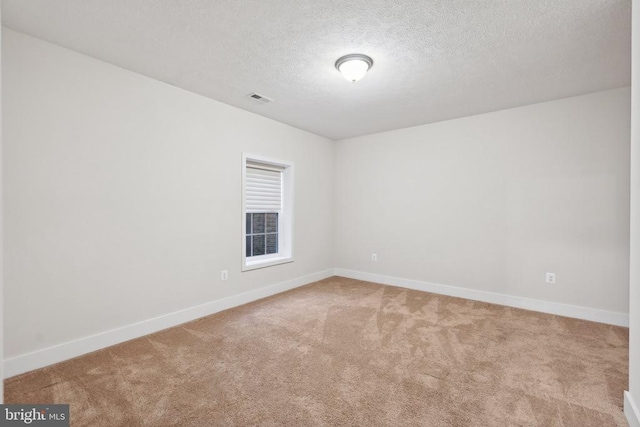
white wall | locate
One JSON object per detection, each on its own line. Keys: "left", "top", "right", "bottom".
{"left": 335, "top": 88, "right": 630, "bottom": 317}
{"left": 0, "top": 6, "right": 4, "bottom": 403}
{"left": 627, "top": 1, "right": 640, "bottom": 425}
{"left": 2, "top": 29, "right": 334, "bottom": 362}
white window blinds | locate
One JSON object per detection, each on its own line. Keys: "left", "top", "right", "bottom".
{"left": 245, "top": 163, "right": 283, "bottom": 212}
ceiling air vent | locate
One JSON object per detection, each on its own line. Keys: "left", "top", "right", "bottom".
{"left": 248, "top": 93, "right": 273, "bottom": 104}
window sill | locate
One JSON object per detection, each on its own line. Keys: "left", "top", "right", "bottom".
{"left": 243, "top": 256, "right": 293, "bottom": 272}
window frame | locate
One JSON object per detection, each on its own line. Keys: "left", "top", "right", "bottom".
{"left": 241, "top": 153, "right": 294, "bottom": 271}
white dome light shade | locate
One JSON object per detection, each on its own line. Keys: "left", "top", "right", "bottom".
{"left": 335, "top": 54, "right": 373, "bottom": 83}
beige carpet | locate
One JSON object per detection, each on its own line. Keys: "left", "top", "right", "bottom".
{"left": 5, "top": 277, "right": 629, "bottom": 426}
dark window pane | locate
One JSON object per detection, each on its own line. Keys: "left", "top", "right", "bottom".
{"left": 266, "top": 213, "right": 278, "bottom": 233}
{"left": 246, "top": 213, "right": 251, "bottom": 235}
{"left": 246, "top": 236, "right": 252, "bottom": 257}
{"left": 253, "top": 213, "right": 265, "bottom": 233}
{"left": 252, "top": 235, "right": 265, "bottom": 256}
{"left": 266, "top": 233, "right": 278, "bottom": 254}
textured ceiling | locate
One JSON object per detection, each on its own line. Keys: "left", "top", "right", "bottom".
{"left": 1, "top": 0, "right": 632, "bottom": 140}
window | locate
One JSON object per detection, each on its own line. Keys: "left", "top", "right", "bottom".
{"left": 246, "top": 212, "right": 279, "bottom": 257}
{"left": 242, "top": 154, "right": 293, "bottom": 270}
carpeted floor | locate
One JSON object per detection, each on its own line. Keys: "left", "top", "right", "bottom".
{"left": 5, "top": 277, "right": 629, "bottom": 426}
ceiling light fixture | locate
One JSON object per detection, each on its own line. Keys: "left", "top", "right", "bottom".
{"left": 335, "top": 54, "right": 373, "bottom": 83}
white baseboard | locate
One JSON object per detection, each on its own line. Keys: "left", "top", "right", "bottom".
{"left": 4, "top": 269, "right": 334, "bottom": 379}
{"left": 333, "top": 269, "right": 629, "bottom": 327}
{"left": 626, "top": 391, "right": 640, "bottom": 427}
{"left": 3, "top": 268, "right": 629, "bottom": 378}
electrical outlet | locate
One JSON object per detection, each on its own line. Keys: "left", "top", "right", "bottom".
{"left": 372, "top": 253, "right": 378, "bottom": 262}
{"left": 545, "top": 272, "right": 556, "bottom": 284}
{"left": 221, "top": 270, "right": 228, "bottom": 280}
